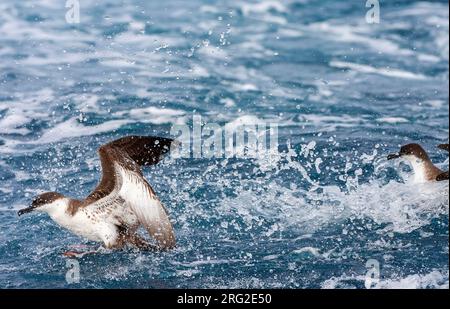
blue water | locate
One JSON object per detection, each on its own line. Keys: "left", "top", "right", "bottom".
{"left": 0, "top": 0, "right": 448, "bottom": 288}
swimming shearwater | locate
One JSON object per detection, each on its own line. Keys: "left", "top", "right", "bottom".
{"left": 18, "top": 136, "right": 177, "bottom": 253}
{"left": 387, "top": 143, "right": 447, "bottom": 183}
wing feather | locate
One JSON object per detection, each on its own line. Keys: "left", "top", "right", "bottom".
{"left": 436, "top": 171, "right": 449, "bottom": 182}
{"left": 80, "top": 135, "right": 177, "bottom": 249}
{"left": 83, "top": 135, "right": 177, "bottom": 206}
{"left": 438, "top": 144, "right": 449, "bottom": 152}
{"left": 103, "top": 135, "right": 176, "bottom": 166}
{"left": 116, "top": 164, "right": 176, "bottom": 249}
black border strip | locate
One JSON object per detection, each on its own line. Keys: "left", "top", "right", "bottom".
{"left": 1, "top": 289, "right": 449, "bottom": 306}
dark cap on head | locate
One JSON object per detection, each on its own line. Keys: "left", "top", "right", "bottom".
{"left": 32, "top": 192, "right": 64, "bottom": 206}
{"left": 387, "top": 143, "right": 430, "bottom": 161}
{"left": 18, "top": 192, "right": 65, "bottom": 216}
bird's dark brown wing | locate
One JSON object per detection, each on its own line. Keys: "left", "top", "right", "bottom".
{"left": 438, "top": 144, "right": 449, "bottom": 152}
{"left": 436, "top": 171, "right": 449, "bottom": 182}
{"left": 80, "top": 136, "right": 176, "bottom": 207}
{"left": 103, "top": 135, "right": 176, "bottom": 167}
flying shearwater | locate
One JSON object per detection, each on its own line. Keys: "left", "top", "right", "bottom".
{"left": 18, "top": 136, "right": 178, "bottom": 255}
{"left": 387, "top": 143, "right": 448, "bottom": 183}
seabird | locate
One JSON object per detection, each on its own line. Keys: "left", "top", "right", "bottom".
{"left": 18, "top": 136, "right": 178, "bottom": 254}
{"left": 387, "top": 143, "right": 447, "bottom": 183}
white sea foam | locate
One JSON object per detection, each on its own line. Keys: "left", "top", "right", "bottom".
{"left": 375, "top": 270, "right": 449, "bottom": 289}
{"left": 309, "top": 1, "right": 449, "bottom": 64}
{"left": 232, "top": 83, "right": 259, "bottom": 92}
{"left": 322, "top": 270, "right": 449, "bottom": 289}
{"left": 330, "top": 61, "right": 427, "bottom": 80}
{"left": 417, "top": 53, "right": 441, "bottom": 63}
{"left": 174, "top": 259, "right": 244, "bottom": 268}
{"left": 0, "top": 88, "right": 54, "bottom": 135}
{"left": 0, "top": 113, "right": 31, "bottom": 135}
{"left": 114, "top": 106, "right": 187, "bottom": 125}
{"left": 424, "top": 100, "right": 445, "bottom": 109}
{"left": 220, "top": 98, "right": 236, "bottom": 107}
{"left": 295, "top": 114, "right": 367, "bottom": 132}
{"left": 33, "top": 106, "right": 186, "bottom": 145}
{"left": 100, "top": 58, "right": 137, "bottom": 68}
{"left": 189, "top": 65, "right": 210, "bottom": 78}
{"left": 215, "top": 146, "right": 449, "bottom": 236}
{"left": 376, "top": 117, "right": 409, "bottom": 124}
{"left": 200, "top": 5, "right": 219, "bottom": 14}
{"left": 238, "top": 1, "right": 287, "bottom": 16}
{"left": 309, "top": 22, "right": 415, "bottom": 57}
{"left": 393, "top": 1, "right": 448, "bottom": 61}
{"left": 35, "top": 118, "right": 131, "bottom": 144}
{"left": 197, "top": 45, "right": 229, "bottom": 60}
{"left": 224, "top": 115, "right": 265, "bottom": 132}
{"left": 277, "top": 27, "right": 303, "bottom": 38}
{"left": 235, "top": 41, "right": 274, "bottom": 59}
{"left": 293, "top": 247, "right": 321, "bottom": 257}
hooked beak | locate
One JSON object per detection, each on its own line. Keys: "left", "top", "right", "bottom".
{"left": 18, "top": 205, "right": 36, "bottom": 216}
{"left": 387, "top": 152, "right": 401, "bottom": 160}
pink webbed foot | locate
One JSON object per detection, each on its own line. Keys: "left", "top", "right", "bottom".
{"left": 63, "top": 245, "right": 103, "bottom": 258}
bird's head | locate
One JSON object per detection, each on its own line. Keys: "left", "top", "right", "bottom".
{"left": 18, "top": 192, "right": 66, "bottom": 216}
{"left": 387, "top": 143, "right": 430, "bottom": 162}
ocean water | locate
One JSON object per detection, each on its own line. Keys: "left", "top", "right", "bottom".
{"left": 0, "top": 0, "right": 448, "bottom": 289}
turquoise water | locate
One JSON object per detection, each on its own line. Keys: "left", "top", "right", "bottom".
{"left": 0, "top": 0, "right": 448, "bottom": 288}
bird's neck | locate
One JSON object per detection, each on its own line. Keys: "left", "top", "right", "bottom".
{"left": 45, "top": 199, "right": 72, "bottom": 224}
{"left": 67, "top": 199, "right": 83, "bottom": 216}
{"left": 407, "top": 156, "right": 441, "bottom": 183}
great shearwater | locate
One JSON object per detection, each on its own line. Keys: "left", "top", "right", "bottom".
{"left": 18, "top": 136, "right": 178, "bottom": 254}
{"left": 387, "top": 143, "right": 447, "bottom": 183}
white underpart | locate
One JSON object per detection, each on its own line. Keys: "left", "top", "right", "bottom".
{"left": 404, "top": 155, "right": 428, "bottom": 183}
{"left": 40, "top": 199, "right": 115, "bottom": 244}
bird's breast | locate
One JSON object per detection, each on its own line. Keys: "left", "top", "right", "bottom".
{"left": 51, "top": 209, "right": 104, "bottom": 242}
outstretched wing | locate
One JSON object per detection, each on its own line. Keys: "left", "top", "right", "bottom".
{"left": 84, "top": 135, "right": 176, "bottom": 203}
{"left": 82, "top": 136, "right": 177, "bottom": 249}
{"left": 115, "top": 162, "right": 176, "bottom": 249}
{"left": 103, "top": 135, "right": 176, "bottom": 167}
